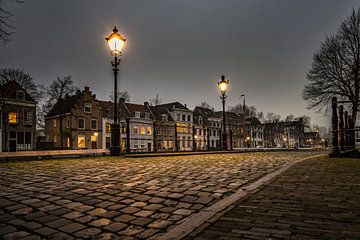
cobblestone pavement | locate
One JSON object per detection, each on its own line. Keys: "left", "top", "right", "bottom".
{"left": 190, "top": 156, "right": 360, "bottom": 240}
{"left": 0, "top": 152, "right": 318, "bottom": 240}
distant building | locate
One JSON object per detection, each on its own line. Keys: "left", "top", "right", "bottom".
{"left": 247, "top": 117, "right": 264, "bottom": 148}
{"left": 0, "top": 81, "right": 36, "bottom": 152}
{"left": 152, "top": 102, "right": 193, "bottom": 151}
{"left": 193, "top": 106, "right": 222, "bottom": 150}
{"left": 45, "top": 87, "right": 102, "bottom": 149}
{"left": 215, "top": 111, "right": 243, "bottom": 149}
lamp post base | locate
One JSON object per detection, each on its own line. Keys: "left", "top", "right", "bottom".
{"left": 110, "top": 123, "right": 121, "bottom": 156}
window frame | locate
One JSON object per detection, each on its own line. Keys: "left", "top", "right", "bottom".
{"left": 91, "top": 118, "right": 98, "bottom": 130}
{"left": 78, "top": 118, "right": 85, "bottom": 130}
{"left": 84, "top": 103, "right": 92, "bottom": 113}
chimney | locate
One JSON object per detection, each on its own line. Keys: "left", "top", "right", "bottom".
{"left": 184, "top": 104, "right": 187, "bottom": 108}
{"left": 84, "top": 86, "right": 90, "bottom": 92}
{"left": 119, "top": 97, "right": 125, "bottom": 103}
{"left": 144, "top": 101, "right": 149, "bottom": 107}
{"left": 92, "top": 94, "right": 96, "bottom": 99}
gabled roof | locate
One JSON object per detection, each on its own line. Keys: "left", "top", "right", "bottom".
{"left": 155, "top": 102, "right": 189, "bottom": 111}
{"left": 247, "top": 117, "right": 262, "bottom": 126}
{"left": 0, "top": 80, "right": 35, "bottom": 102}
{"left": 150, "top": 105, "right": 174, "bottom": 122}
{"left": 45, "top": 92, "right": 80, "bottom": 118}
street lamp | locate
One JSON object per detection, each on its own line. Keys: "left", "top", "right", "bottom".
{"left": 217, "top": 75, "right": 229, "bottom": 150}
{"left": 106, "top": 27, "right": 126, "bottom": 156}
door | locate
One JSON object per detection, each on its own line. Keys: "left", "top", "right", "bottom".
{"left": 147, "top": 141, "right": 152, "bottom": 152}
{"left": 9, "top": 140, "right": 16, "bottom": 152}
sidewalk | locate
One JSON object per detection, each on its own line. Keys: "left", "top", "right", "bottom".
{"left": 186, "top": 156, "right": 360, "bottom": 240}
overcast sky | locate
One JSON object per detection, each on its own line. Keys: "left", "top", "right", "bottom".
{"left": 1, "top": 0, "right": 360, "bottom": 127}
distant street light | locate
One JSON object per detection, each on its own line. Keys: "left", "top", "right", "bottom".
{"left": 106, "top": 27, "right": 126, "bottom": 156}
{"left": 217, "top": 75, "right": 229, "bottom": 150}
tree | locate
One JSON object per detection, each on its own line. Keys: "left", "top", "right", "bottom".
{"left": 198, "top": 100, "right": 213, "bottom": 109}
{"left": 109, "top": 90, "right": 130, "bottom": 102}
{"left": 285, "top": 114, "right": 294, "bottom": 122}
{"left": 0, "top": 0, "right": 23, "bottom": 44}
{"left": 265, "top": 112, "right": 281, "bottom": 123}
{"left": 0, "top": 68, "right": 41, "bottom": 100}
{"left": 150, "top": 94, "right": 162, "bottom": 106}
{"left": 303, "top": 8, "right": 360, "bottom": 128}
{"left": 41, "top": 76, "right": 78, "bottom": 147}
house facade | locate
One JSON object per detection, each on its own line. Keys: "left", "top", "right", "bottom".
{"left": 45, "top": 87, "right": 103, "bottom": 149}
{"left": 215, "top": 111, "right": 243, "bottom": 149}
{"left": 0, "top": 81, "right": 36, "bottom": 152}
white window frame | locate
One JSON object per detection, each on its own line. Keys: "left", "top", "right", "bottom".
{"left": 84, "top": 103, "right": 92, "bottom": 113}
{"left": 135, "top": 112, "right": 141, "bottom": 118}
{"left": 16, "top": 90, "right": 25, "bottom": 100}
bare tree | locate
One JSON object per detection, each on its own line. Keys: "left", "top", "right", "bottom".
{"left": 41, "top": 76, "right": 78, "bottom": 147}
{"left": 198, "top": 100, "right": 213, "bottom": 109}
{"left": 285, "top": 114, "right": 294, "bottom": 122}
{"left": 109, "top": 90, "right": 130, "bottom": 102}
{"left": 0, "top": 0, "right": 23, "bottom": 44}
{"left": 150, "top": 94, "right": 162, "bottom": 106}
{"left": 303, "top": 8, "right": 360, "bottom": 126}
{"left": 265, "top": 112, "right": 281, "bottom": 123}
{"left": 0, "top": 68, "right": 41, "bottom": 100}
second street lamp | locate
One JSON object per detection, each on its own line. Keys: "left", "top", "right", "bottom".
{"left": 106, "top": 27, "right": 126, "bottom": 156}
{"left": 217, "top": 75, "right": 229, "bottom": 150}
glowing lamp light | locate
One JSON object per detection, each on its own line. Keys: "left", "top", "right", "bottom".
{"left": 94, "top": 132, "right": 99, "bottom": 137}
{"left": 106, "top": 27, "right": 126, "bottom": 56}
{"left": 217, "top": 75, "right": 229, "bottom": 97}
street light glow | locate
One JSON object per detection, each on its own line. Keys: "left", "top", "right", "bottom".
{"left": 217, "top": 75, "right": 229, "bottom": 96}
{"left": 106, "top": 27, "right": 126, "bottom": 56}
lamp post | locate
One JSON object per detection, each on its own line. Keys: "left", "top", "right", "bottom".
{"left": 217, "top": 75, "right": 229, "bottom": 150}
{"left": 106, "top": 27, "right": 126, "bottom": 156}
{"left": 240, "top": 94, "right": 246, "bottom": 147}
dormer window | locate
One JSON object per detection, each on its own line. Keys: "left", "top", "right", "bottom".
{"left": 135, "top": 112, "right": 140, "bottom": 118}
{"left": 84, "top": 103, "right": 92, "bottom": 113}
{"left": 144, "top": 113, "right": 150, "bottom": 119}
{"left": 16, "top": 90, "right": 25, "bottom": 100}
{"left": 161, "top": 114, "right": 167, "bottom": 121}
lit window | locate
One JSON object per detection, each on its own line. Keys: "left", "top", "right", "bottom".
{"left": 147, "top": 127, "right": 152, "bottom": 135}
{"left": 106, "top": 123, "right": 111, "bottom": 133}
{"left": 84, "top": 103, "right": 92, "bottom": 113}
{"left": 182, "top": 124, "right": 186, "bottom": 133}
{"left": 133, "top": 126, "right": 139, "bottom": 134}
{"left": 140, "top": 127, "right": 145, "bottom": 135}
{"left": 67, "top": 137, "right": 70, "bottom": 147}
{"left": 78, "top": 118, "right": 85, "bottom": 129}
{"left": 91, "top": 119, "right": 98, "bottom": 130}
{"left": 78, "top": 135, "right": 85, "bottom": 148}
{"left": 8, "top": 112, "right": 17, "bottom": 124}
{"left": 122, "top": 126, "right": 127, "bottom": 134}
{"left": 135, "top": 112, "right": 140, "bottom": 118}
{"left": 16, "top": 91, "right": 25, "bottom": 100}
{"left": 176, "top": 123, "right": 181, "bottom": 133}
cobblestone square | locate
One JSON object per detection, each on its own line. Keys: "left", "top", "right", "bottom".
{"left": 0, "top": 152, "right": 318, "bottom": 239}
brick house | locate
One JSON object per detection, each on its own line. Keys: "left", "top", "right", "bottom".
{"left": 152, "top": 102, "right": 193, "bottom": 151}
{"left": 45, "top": 87, "right": 102, "bottom": 149}
{"left": 215, "top": 111, "right": 243, "bottom": 149}
{"left": 0, "top": 81, "right": 36, "bottom": 152}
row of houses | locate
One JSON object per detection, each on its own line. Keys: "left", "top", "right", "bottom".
{"left": 0, "top": 83, "right": 326, "bottom": 152}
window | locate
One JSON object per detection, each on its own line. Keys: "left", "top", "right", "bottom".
{"left": 91, "top": 119, "right": 98, "bottom": 130}
{"left": 122, "top": 126, "right": 127, "bottom": 134}
{"left": 78, "top": 135, "right": 85, "bottom": 148}
{"left": 106, "top": 137, "right": 111, "bottom": 149}
{"left": 177, "top": 114, "right": 180, "bottom": 121}
{"left": 8, "top": 112, "right": 17, "bottom": 124}
{"left": 78, "top": 118, "right": 85, "bottom": 129}
{"left": 84, "top": 103, "right": 92, "bottom": 113}
{"left": 67, "top": 137, "right": 70, "bottom": 148}
{"left": 140, "top": 127, "right": 145, "bottom": 135}
{"left": 144, "top": 113, "right": 150, "bottom": 119}
{"left": 188, "top": 115, "right": 191, "bottom": 122}
{"left": 182, "top": 114, "right": 186, "bottom": 121}
{"left": 147, "top": 127, "right": 152, "bottom": 135}
{"left": 53, "top": 135, "right": 57, "bottom": 143}
{"left": 176, "top": 123, "right": 181, "bottom": 133}
{"left": 161, "top": 114, "right": 167, "bottom": 121}
{"left": 133, "top": 126, "right": 139, "bottom": 134}
{"left": 67, "top": 120, "right": 70, "bottom": 128}
{"left": 182, "top": 124, "right": 186, "bottom": 133}
{"left": 16, "top": 90, "right": 25, "bottom": 100}
{"left": 23, "top": 110, "right": 33, "bottom": 125}
{"left": 135, "top": 112, "right": 141, "bottom": 118}
{"left": 53, "top": 119, "right": 57, "bottom": 128}
{"left": 188, "top": 136, "right": 192, "bottom": 147}
{"left": 106, "top": 123, "right": 111, "bottom": 133}
{"left": 199, "top": 116, "right": 203, "bottom": 125}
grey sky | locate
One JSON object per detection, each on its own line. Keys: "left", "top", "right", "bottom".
{"left": 1, "top": 0, "right": 360, "bottom": 127}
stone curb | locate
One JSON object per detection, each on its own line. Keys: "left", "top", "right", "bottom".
{"left": 158, "top": 154, "right": 325, "bottom": 240}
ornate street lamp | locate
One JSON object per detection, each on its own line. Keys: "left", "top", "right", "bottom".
{"left": 217, "top": 75, "right": 229, "bottom": 150}
{"left": 106, "top": 27, "right": 126, "bottom": 156}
